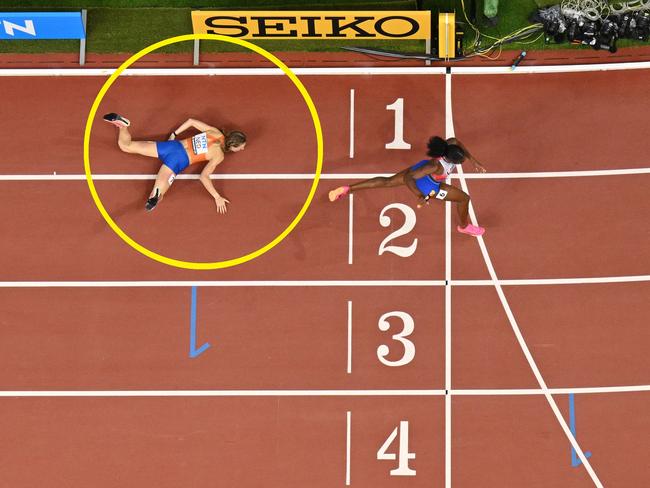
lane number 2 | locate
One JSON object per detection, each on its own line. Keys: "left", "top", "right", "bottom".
{"left": 378, "top": 203, "right": 418, "bottom": 257}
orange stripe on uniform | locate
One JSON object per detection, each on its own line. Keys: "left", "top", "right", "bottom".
{"left": 180, "top": 132, "right": 225, "bottom": 165}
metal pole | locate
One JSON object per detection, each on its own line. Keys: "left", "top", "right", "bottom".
{"left": 193, "top": 39, "right": 200, "bottom": 66}
{"left": 79, "top": 9, "right": 87, "bottom": 66}
{"left": 425, "top": 9, "right": 432, "bottom": 66}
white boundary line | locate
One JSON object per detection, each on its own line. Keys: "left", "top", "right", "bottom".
{"left": 454, "top": 275, "right": 650, "bottom": 286}
{"left": 347, "top": 300, "right": 352, "bottom": 375}
{"left": 348, "top": 194, "right": 354, "bottom": 265}
{"left": 449, "top": 168, "right": 650, "bottom": 178}
{"left": 453, "top": 61, "right": 650, "bottom": 74}
{"left": 444, "top": 71, "right": 453, "bottom": 488}
{"left": 0, "top": 280, "right": 445, "bottom": 288}
{"left": 454, "top": 385, "right": 650, "bottom": 395}
{"left": 349, "top": 88, "right": 355, "bottom": 159}
{"left": 1, "top": 61, "right": 649, "bottom": 77}
{"left": 0, "top": 276, "right": 648, "bottom": 287}
{"left": 346, "top": 411, "right": 352, "bottom": 486}
{"left": 0, "top": 389, "right": 445, "bottom": 397}
{"left": 0, "top": 385, "right": 648, "bottom": 397}
{"left": 3, "top": 167, "right": 649, "bottom": 181}
{"left": 0, "top": 67, "right": 448, "bottom": 77}
{"left": 448, "top": 73, "right": 603, "bottom": 487}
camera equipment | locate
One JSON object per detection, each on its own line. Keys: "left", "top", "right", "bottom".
{"left": 597, "top": 18, "right": 619, "bottom": 52}
{"left": 535, "top": 1, "right": 650, "bottom": 51}
{"left": 632, "top": 10, "right": 650, "bottom": 40}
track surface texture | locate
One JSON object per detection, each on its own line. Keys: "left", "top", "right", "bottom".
{"left": 0, "top": 60, "right": 648, "bottom": 488}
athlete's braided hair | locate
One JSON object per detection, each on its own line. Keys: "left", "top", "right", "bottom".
{"left": 225, "top": 130, "right": 247, "bottom": 151}
{"left": 445, "top": 144, "right": 466, "bottom": 164}
{"left": 426, "top": 136, "right": 465, "bottom": 164}
{"left": 426, "top": 136, "right": 447, "bottom": 158}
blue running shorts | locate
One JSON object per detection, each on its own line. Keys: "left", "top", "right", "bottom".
{"left": 156, "top": 140, "right": 190, "bottom": 174}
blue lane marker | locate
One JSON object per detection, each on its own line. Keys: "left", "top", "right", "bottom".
{"left": 189, "top": 286, "right": 210, "bottom": 358}
{"left": 569, "top": 393, "right": 592, "bottom": 467}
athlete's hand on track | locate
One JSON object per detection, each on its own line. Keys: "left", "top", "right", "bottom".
{"left": 215, "top": 196, "right": 230, "bottom": 214}
{"left": 416, "top": 197, "right": 430, "bottom": 209}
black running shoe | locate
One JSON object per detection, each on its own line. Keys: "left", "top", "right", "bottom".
{"left": 145, "top": 189, "right": 160, "bottom": 212}
{"left": 103, "top": 113, "right": 130, "bottom": 127}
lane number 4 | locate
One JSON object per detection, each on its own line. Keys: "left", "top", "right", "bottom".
{"left": 377, "top": 420, "right": 416, "bottom": 476}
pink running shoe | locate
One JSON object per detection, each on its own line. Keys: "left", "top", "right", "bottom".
{"left": 457, "top": 223, "right": 485, "bottom": 236}
{"left": 328, "top": 186, "right": 350, "bottom": 202}
{"left": 103, "top": 113, "right": 130, "bottom": 128}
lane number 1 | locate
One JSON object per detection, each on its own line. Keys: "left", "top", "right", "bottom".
{"left": 385, "top": 98, "right": 411, "bottom": 150}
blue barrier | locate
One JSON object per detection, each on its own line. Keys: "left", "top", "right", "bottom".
{"left": 0, "top": 12, "right": 85, "bottom": 40}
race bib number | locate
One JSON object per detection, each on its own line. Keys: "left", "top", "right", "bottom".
{"left": 435, "top": 189, "right": 448, "bottom": 200}
{"left": 191, "top": 132, "right": 209, "bottom": 155}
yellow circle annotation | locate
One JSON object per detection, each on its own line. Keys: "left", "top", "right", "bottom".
{"left": 83, "top": 33, "right": 323, "bottom": 270}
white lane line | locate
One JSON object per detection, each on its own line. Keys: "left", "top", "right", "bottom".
{"left": 0, "top": 67, "right": 449, "bottom": 77}
{"left": 447, "top": 72, "right": 603, "bottom": 487}
{"left": 453, "top": 61, "right": 650, "bottom": 74}
{"left": 347, "top": 300, "right": 353, "bottom": 375}
{"left": 455, "top": 168, "right": 650, "bottom": 178}
{"left": 0, "top": 389, "right": 445, "bottom": 397}
{"left": 445, "top": 393, "right": 451, "bottom": 488}
{"left": 0, "top": 276, "right": 649, "bottom": 287}
{"left": 346, "top": 411, "right": 352, "bottom": 486}
{"left": 2, "top": 167, "right": 649, "bottom": 181}
{"left": 453, "top": 275, "right": 650, "bottom": 286}
{"left": 1, "top": 61, "right": 648, "bottom": 77}
{"left": 444, "top": 69, "right": 453, "bottom": 488}
{"left": 349, "top": 88, "right": 355, "bottom": 159}
{"left": 348, "top": 194, "right": 354, "bottom": 265}
{"left": 1, "top": 385, "right": 648, "bottom": 397}
{"left": 453, "top": 385, "right": 650, "bottom": 395}
{"left": 0, "top": 280, "right": 446, "bottom": 288}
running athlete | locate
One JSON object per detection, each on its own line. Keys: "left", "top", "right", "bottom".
{"left": 328, "top": 136, "right": 487, "bottom": 236}
{"left": 103, "top": 113, "right": 247, "bottom": 213}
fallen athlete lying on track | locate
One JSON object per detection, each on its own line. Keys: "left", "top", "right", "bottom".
{"left": 103, "top": 113, "right": 247, "bottom": 213}
{"left": 329, "top": 136, "right": 487, "bottom": 236}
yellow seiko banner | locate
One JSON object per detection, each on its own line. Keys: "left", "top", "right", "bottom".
{"left": 191, "top": 11, "right": 431, "bottom": 40}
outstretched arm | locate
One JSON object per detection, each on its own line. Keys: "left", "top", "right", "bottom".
{"left": 199, "top": 154, "right": 229, "bottom": 214}
{"left": 171, "top": 118, "right": 220, "bottom": 138}
{"left": 447, "top": 137, "right": 487, "bottom": 173}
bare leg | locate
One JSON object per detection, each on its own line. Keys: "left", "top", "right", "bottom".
{"left": 350, "top": 170, "right": 407, "bottom": 191}
{"left": 435, "top": 183, "right": 484, "bottom": 235}
{"left": 329, "top": 170, "right": 407, "bottom": 201}
{"left": 437, "top": 183, "right": 471, "bottom": 226}
{"left": 150, "top": 164, "right": 175, "bottom": 199}
{"left": 116, "top": 126, "right": 158, "bottom": 158}
{"left": 145, "top": 164, "right": 176, "bottom": 211}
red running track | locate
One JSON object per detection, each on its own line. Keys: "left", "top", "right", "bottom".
{"left": 0, "top": 66, "right": 648, "bottom": 487}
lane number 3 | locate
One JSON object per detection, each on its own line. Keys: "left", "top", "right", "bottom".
{"left": 377, "top": 311, "right": 416, "bottom": 367}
